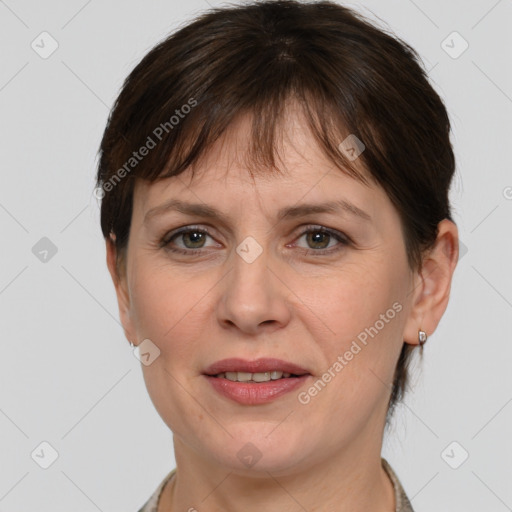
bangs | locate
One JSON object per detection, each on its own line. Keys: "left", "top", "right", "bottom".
{"left": 119, "top": 75, "right": 371, "bottom": 190}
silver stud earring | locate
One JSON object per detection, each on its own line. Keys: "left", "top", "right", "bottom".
{"left": 129, "top": 341, "right": 135, "bottom": 348}
{"left": 418, "top": 329, "right": 427, "bottom": 347}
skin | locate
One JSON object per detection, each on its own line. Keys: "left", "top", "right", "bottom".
{"left": 106, "top": 103, "right": 459, "bottom": 511}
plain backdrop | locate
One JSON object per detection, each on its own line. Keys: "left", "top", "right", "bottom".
{"left": 0, "top": 0, "right": 511, "bottom": 511}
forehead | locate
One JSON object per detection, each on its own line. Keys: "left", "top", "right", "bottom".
{"left": 133, "top": 104, "right": 377, "bottom": 213}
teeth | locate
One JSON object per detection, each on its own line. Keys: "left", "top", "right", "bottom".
{"left": 252, "top": 372, "right": 271, "bottom": 382}
{"left": 218, "top": 371, "right": 292, "bottom": 382}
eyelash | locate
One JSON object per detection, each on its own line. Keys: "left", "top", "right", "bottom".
{"left": 160, "top": 224, "right": 351, "bottom": 257}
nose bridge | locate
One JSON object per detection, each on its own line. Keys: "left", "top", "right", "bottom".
{"left": 218, "top": 231, "right": 290, "bottom": 332}
{"left": 230, "top": 233, "right": 272, "bottom": 298}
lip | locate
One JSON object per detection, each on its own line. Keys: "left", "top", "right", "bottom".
{"left": 204, "top": 374, "right": 311, "bottom": 405}
{"left": 203, "top": 357, "right": 310, "bottom": 376}
{"left": 203, "top": 358, "right": 312, "bottom": 405}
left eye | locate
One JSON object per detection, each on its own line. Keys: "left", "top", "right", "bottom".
{"left": 294, "top": 227, "right": 347, "bottom": 252}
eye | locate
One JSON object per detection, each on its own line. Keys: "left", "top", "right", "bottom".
{"left": 160, "top": 224, "right": 350, "bottom": 256}
{"left": 161, "top": 226, "right": 217, "bottom": 255}
{"left": 292, "top": 225, "right": 350, "bottom": 255}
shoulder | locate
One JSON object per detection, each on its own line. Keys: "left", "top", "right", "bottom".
{"left": 137, "top": 469, "right": 176, "bottom": 512}
{"left": 381, "top": 458, "right": 415, "bottom": 512}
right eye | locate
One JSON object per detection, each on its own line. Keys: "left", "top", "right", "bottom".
{"left": 161, "top": 226, "right": 218, "bottom": 254}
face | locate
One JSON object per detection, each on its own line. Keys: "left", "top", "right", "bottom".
{"left": 108, "top": 105, "right": 454, "bottom": 476}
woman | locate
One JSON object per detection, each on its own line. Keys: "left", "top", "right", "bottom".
{"left": 95, "top": 1, "right": 459, "bottom": 510}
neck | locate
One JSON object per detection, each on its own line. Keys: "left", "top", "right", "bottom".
{"left": 160, "top": 430, "right": 395, "bottom": 512}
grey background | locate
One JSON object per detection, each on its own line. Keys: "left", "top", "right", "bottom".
{"left": 0, "top": 0, "right": 511, "bottom": 510}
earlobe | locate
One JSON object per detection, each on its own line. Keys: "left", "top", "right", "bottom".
{"left": 403, "top": 219, "right": 459, "bottom": 347}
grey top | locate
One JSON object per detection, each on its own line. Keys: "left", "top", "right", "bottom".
{"left": 137, "top": 457, "right": 414, "bottom": 512}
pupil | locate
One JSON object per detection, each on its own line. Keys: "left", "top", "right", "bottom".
{"left": 185, "top": 232, "right": 204, "bottom": 247}
{"left": 308, "top": 231, "right": 329, "bottom": 249}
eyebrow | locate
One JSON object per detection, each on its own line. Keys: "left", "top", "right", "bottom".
{"left": 144, "top": 198, "right": 372, "bottom": 226}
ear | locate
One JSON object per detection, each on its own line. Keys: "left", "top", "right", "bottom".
{"left": 403, "top": 219, "right": 459, "bottom": 346}
{"left": 106, "top": 234, "right": 137, "bottom": 347}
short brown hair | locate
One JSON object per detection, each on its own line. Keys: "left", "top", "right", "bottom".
{"left": 96, "top": 0, "right": 456, "bottom": 424}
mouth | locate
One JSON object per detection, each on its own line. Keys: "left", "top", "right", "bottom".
{"left": 203, "top": 357, "right": 311, "bottom": 379}
{"left": 202, "top": 358, "right": 312, "bottom": 404}
{"left": 209, "top": 370, "right": 304, "bottom": 382}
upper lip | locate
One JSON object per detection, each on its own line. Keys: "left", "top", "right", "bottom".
{"left": 203, "top": 358, "right": 310, "bottom": 376}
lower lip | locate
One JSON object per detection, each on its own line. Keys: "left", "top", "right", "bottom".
{"left": 204, "top": 375, "right": 310, "bottom": 405}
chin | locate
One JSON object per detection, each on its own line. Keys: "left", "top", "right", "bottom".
{"left": 208, "top": 427, "right": 311, "bottom": 475}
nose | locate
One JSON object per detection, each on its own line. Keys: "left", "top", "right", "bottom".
{"left": 216, "top": 243, "right": 292, "bottom": 335}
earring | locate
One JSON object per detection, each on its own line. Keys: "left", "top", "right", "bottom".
{"left": 418, "top": 329, "right": 427, "bottom": 347}
{"left": 129, "top": 341, "right": 135, "bottom": 348}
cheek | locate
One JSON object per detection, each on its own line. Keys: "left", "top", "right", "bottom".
{"left": 295, "top": 262, "right": 395, "bottom": 339}
{"left": 300, "top": 272, "right": 404, "bottom": 438}
{"left": 129, "top": 267, "right": 213, "bottom": 430}
{"left": 128, "top": 265, "right": 213, "bottom": 360}
{"left": 299, "top": 260, "right": 406, "bottom": 387}
{"left": 130, "top": 273, "right": 173, "bottom": 338}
